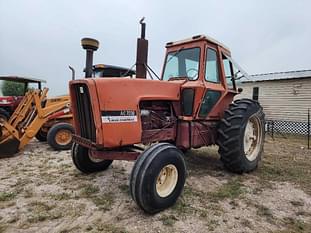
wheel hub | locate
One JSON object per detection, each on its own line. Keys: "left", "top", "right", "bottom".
{"left": 156, "top": 164, "right": 178, "bottom": 198}
{"left": 244, "top": 115, "right": 262, "bottom": 161}
{"left": 55, "top": 129, "right": 72, "bottom": 146}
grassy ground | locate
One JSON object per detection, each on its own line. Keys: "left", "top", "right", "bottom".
{"left": 0, "top": 135, "right": 310, "bottom": 233}
{"left": 255, "top": 135, "right": 311, "bottom": 195}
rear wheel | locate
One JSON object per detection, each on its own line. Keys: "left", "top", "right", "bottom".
{"left": 35, "top": 129, "right": 47, "bottom": 142}
{"left": 217, "top": 99, "right": 265, "bottom": 173}
{"left": 71, "top": 142, "right": 113, "bottom": 173}
{"left": 47, "top": 123, "right": 74, "bottom": 150}
{"left": 0, "top": 109, "right": 10, "bottom": 122}
{"left": 130, "top": 143, "right": 186, "bottom": 214}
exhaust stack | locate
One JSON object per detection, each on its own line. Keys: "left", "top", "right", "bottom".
{"left": 136, "top": 18, "right": 148, "bottom": 79}
{"left": 81, "top": 38, "right": 99, "bottom": 78}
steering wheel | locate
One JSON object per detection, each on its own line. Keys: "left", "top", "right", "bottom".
{"left": 186, "top": 68, "right": 198, "bottom": 80}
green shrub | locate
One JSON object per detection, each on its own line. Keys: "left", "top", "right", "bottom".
{"left": 1, "top": 81, "right": 25, "bottom": 96}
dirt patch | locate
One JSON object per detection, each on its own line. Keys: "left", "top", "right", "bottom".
{"left": 0, "top": 136, "right": 311, "bottom": 233}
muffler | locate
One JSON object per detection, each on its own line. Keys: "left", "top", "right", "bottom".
{"left": 136, "top": 17, "right": 148, "bottom": 79}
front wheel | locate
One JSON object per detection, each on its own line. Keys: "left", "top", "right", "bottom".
{"left": 217, "top": 99, "right": 265, "bottom": 173}
{"left": 71, "top": 143, "right": 113, "bottom": 174}
{"left": 130, "top": 143, "right": 186, "bottom": 214}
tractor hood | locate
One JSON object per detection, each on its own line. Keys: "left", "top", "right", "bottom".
{"left": 94, "top": 78, "right": 184, "bottom": 110}
{"left": 69, "top": 78, "right": 185, "bottom": 147}
{"left": 70, "top": 78, "right": 185, "bottom": 111}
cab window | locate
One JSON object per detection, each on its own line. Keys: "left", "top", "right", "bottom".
{"left": 205, "top": 48, "right": 219, "bottom": 83}
{"left": 222, "top": 54, "right": 235, "bottom": 89}
{"left": 162, "top": 47, "right": 200, "bottom": 81}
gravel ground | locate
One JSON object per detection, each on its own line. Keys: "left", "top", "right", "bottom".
{"left": 0, "top": 136, "right": 311, "bottom": 233}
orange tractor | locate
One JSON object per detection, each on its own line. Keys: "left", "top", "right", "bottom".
{"left": 69, "top": 20, "right": 265, "bottom": 213}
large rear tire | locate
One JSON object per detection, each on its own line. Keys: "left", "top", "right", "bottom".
{"left": 217, "top": 99, "right": 265, "bottom": 173}
{"left": 47, "top": 123, "right": 74, "bottom": 150}
{"left": 71, "top": 142, "right": 113, "bottom": 174}
{"left": 130, "top": 143, "right": 186, "bottom": 214}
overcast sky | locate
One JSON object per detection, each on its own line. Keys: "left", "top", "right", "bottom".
{"left": 1, "top": 0, "right": 310, "bottom": 96}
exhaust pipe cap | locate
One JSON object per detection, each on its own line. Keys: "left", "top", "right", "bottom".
{"left": 81, "top": 38, "right": 99, "bottom": 51}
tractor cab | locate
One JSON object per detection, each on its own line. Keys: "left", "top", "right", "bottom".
{"left": 0, "top": 76, "right": 46, "bottom": 121}
{"left": 162, "top": 36, "right": 246, "bottom": 85}
{"left": 161, "top": 35, "right": 247, "bottom": 121}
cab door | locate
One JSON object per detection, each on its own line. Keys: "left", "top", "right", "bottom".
{"left": 197, "top": 46, "right": 225, "bottom": 119}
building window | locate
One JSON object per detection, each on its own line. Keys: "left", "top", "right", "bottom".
{"left": 253, "top": 87, "right": 259, "bottom": 100}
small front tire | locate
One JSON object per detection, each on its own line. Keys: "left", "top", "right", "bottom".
{"left": 71, "top": 142, "right": 113, "bottom": 174}
{"left": 130, "top": 143, "right": 186, "bottom": 214}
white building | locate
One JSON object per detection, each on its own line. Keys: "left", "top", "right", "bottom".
{"left": 236, "top": 70, "right": 311, "bottom": 134}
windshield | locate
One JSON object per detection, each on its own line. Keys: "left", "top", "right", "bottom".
{"left": 162, "top": 47, "right": 200, "bottom": 81}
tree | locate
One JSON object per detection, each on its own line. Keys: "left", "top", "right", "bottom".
{"left": 1, "top": 81, "right": 25, "bottom": 96}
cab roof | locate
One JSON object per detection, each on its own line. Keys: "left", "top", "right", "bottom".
{"left": 93, "top": 64, "right": 135, "bottom": 73}
{"left": 0, "top": 76, "right": 46, "bottom": 83}
{"left": 166, "top": 34, "right": 230, "bottom": 52}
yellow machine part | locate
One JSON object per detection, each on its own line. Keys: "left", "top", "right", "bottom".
{"left": 0, "top": 88, "right": 70, "bottom": 157}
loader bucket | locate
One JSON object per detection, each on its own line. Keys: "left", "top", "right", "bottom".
{"left": 0, "top": 137, "right": 20, "bottom": 158}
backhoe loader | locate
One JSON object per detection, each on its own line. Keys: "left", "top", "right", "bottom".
{"left": 0, "top": 88, "right": 71, "bottom": 157}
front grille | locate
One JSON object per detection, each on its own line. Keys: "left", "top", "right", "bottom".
{"left": 73, "top": 84, "right": 96, "bottom": 142}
